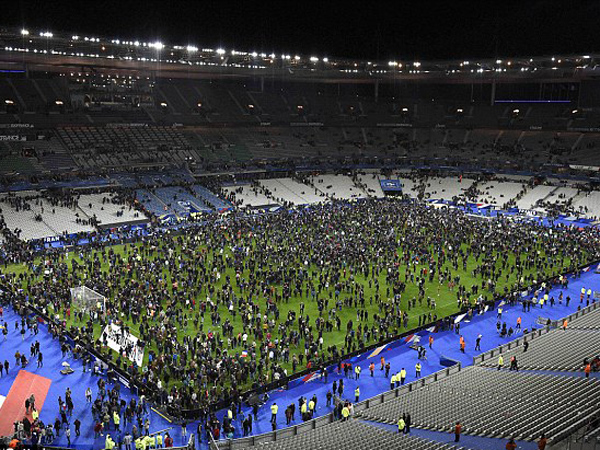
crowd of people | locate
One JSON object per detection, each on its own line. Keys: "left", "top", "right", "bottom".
{"left": 0, "top": 196, "right": 597, "bottom": 422}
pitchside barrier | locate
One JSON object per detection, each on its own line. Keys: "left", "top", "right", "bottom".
{"left": 473, "top": 301, "right": 600, "bottom": 365}
{"left": 212, "top": 364, "right": 462, "bottom": 449}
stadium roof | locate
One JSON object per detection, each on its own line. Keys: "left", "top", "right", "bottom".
{"left": 1, "top": 27, "right": 599, "bottom": 83}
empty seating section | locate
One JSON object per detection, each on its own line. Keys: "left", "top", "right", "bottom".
{"left": 153, "top": 187, "right": 211, "bottom": 214}
{"left": 0, "top": 195, "right": 55, "bottom": 240}
{"left": 574, "top": 192, "right": 600, "bottom": 219}
{"left": 515, "top": 185, "right": 556, "bottom": 211}
{"left": 397, "top": 177, "right": 422, "bottom": 198}
{"left": 57, "top": 126, "right": 193, "bottom": 168}
{"left": 474, "top": 181, "right": 524, "bottom": 206}
{"left": 222, "top": 184, "right": 276, "bottom": 208}
{"left": 76, "top": 193, "right": 146, "bottom": 225}
{"left": 258, "top": 179, "right": 326, "bottom": 205}
{"left": 359, "top": 366, "right": 600, "bottom": 441}
{"left": 232, "top": 420, "right": 464, "bottom": 450}
{"left": 190, "top": 185, "right": 231, "bottom": 210}
{"left": 30, "top": 138, "right": 76, "bottom": 171}
{"left": 422, "top": 177, "right": 474, "bottom": 201}
{"left": 0, "top": 194, "right": 94, "bottom": 240}
{"left": 356, "top": 171, "right": 385, "bottom": 198}
{"left": 28, "top": 200, "right": 95, "bottom": 236}
{"left": 565, "top": 307, "right": 600, "bottom": 330}
{"left": 545, "top": 186, "right": 580, "bottom": 213}
{"left": 310, "top": 174, "right": 366, "bottom": 200}
{"left": 479, "top": 329, "right": 600, "bottom": 371}
{"left": 135, "top": 189, "right": 173, "bottom": 217}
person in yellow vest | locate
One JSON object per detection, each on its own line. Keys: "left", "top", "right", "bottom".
{"left": 270, "top": 403, "right": 278, "bottom": 424}
{"left": 134, "top": 438, "right": 142, "bottom": 450}
{"left": 156, "top": 433, "right": 163, "bottom": 448}
{"left": 498, "top": 355, "right": 504, "bottom": 370}
{"left": 354, "top": 386, "right": 360, "bottom": 402}
{"left": 105, "top": 435, "right": 115, "bottom": 450}
{"left": 581, "top": 287, "right": 586, "bottom": 303}
{"left": 390, "top": 373, "right": 396, "bottom": 390}
{"left": 308, "top": 398, "right": 315, "bottom": 416}
{"left": 397, "top": 416, "right": 406, "bottom": 433}
{"left": 354, "top": 365, "right": 361, "bottom": 380}
{"left": 300, "top": 401, "right": 308, "bottom": 418}
{"left": 587, "top": 289, "right": 592, "bottom": 304}
{"left": 145, "top": 435, "right": 154, "bottom": 449}
{"left": 539, "top": 296, "right": 545, "bottom": 309}
{"left": 400, "top": 368, "right": 407, "bottom": 385}
{"left": 227, "top": 408, "right": 233, "bottom": 420}
{"left": 415, "top": 362, "right": 422, "bottom": 377}
{"left": 113, "top": 411, "right": 120, "bottom": 432}
{"left": 341, "top": 405, "right": 350, "bottom": 421}
{"left": 31, "top": 409, "right": 39, "bottom": 421}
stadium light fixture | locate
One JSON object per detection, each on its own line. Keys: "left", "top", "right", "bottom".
{"left": 4, "top": 99, "right": 14, "bottom": 105}
{"left": 572, "top": 109, "right": 579, "bottom": 114}
{"left": 40, "top": 31, "right": 53, "bottom": 38}
{"left": 197, "top": 102, "right": 202, "bottom": 108}
{"left": 216, "top": 48, "right": 226, "bottom": 55}
{"left": 20, "top": 29, "right": 29, "bottom": 36}
{"left": 187, "top": 45, "right": 198, "bottom": 52}
{"left": 55, "top": 100, "right": 64, "bottom": 106}
{"left": 413, "top": 62, "right": 421, "bottom": 67}
{"left": 512, "top": 108, "right": 520, "bottom": 114}
{"left": 310, "top": 56, "right": 319, "bottom": 62}
{"left": 150, "top": 41, "right": 164, "bottom": 50}
{"left": 456, "top": 108, "right": 464, "bottom": 113}
{"left": 160, "top": 102, "right": 168, "bottom": 107}
{"left": 322, "top": 57, "right": 329, "bottom": 63}
{"left": 401, "top": 107, "right": 409, "bottom": 112}
{"left": 294, "top": 55, "right": 301, "bottom": 61}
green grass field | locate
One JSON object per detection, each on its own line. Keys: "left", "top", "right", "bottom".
{"left": 0, "top": 226, "right": 569, "bottom": 391}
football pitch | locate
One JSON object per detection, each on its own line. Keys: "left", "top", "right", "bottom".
{"left": 0, "top": 216, "right": 573, "bottom": 392}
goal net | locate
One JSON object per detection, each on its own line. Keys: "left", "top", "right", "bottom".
{"left": 70, "top": 286, "right": 106, "bottom": 315}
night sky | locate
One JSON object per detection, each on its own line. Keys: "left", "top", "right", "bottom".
{"left": 4, "top": 0, "right": 600, "bottom": 61}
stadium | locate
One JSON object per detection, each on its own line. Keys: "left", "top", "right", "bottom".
{"left": 0, "top": 3, "right": 599, "bottom": 450}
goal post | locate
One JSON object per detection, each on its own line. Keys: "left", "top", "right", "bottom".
{"left": 70, "top": 286, "right": 106, "bottom": 316}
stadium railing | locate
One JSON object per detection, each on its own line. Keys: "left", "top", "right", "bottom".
{"left": 211, "top": 363, "right": 462, "bottom": 449}
{"left": 472, "top": 301, "right": 600, "bottom": 365}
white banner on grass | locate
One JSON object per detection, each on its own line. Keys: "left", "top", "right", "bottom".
{"left": 100, "top": 323, "right": 144, "bottom": 366}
